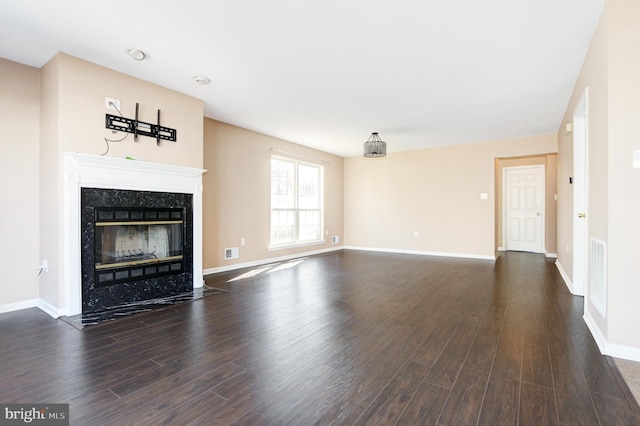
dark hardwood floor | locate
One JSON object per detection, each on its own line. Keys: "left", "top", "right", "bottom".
{"left": 2, "top": 250, "right": 639, "bottom": 425}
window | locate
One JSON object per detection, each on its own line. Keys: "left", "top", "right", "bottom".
{"left": 271, "top": 157, "right": 323, "bottom": 247}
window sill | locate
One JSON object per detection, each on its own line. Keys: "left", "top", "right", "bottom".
{"left": 268, "top": 240, "right": 326, "bottom": 251}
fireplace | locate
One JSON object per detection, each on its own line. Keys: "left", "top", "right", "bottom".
{"left": 81, "top": 188, "right": 194, "bottom": 314}
{"left": 64, "top": 153, "right": 205, "bottom": 318}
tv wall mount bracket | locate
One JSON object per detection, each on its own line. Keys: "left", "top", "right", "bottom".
{"left": 105, "top": 103, "right": 177, "bottom": 145}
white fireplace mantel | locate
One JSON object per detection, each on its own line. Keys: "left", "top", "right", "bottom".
{"left": 63, "top": 152, "right": 206, "bottom": 317}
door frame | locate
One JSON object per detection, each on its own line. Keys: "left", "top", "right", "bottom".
{"left": 502, "top": 164, "right": 546, "bottom": 253}
{"left": 572, "top": 87, "right": 589, "bottom": 296}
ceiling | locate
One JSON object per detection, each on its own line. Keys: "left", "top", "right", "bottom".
{"left": 0, "top": 0, "right": 604, "bottom": 157}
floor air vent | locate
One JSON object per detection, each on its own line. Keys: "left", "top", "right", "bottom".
{"left": 590, "top": 238, "right": 607, "bottom": 318}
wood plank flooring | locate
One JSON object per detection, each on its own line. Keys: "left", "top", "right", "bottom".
{"left": 1, "top": 250, "right": 639, "bottom": 425}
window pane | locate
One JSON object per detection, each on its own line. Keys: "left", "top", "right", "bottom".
{"left": 298, "top": 164, "right": 319, "bottom": 209}
{"left": 299, "top": 210, "right": 320, "bottom": 241}
{"left": 271, "top": 210, "right": 295, "bottom": 244}
{"left": 270, "top": 156, "right": 323, "bottom": 246}
{"left": 271, "top": 159, "right": 295, "bottom": 209}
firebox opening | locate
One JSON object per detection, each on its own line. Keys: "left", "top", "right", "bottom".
{"left": 94, "top": 207, "right": 185, "bottom": 287}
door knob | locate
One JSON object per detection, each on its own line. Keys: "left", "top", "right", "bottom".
{"left": 578, "top": 213, "right": 586, "bottom": 218}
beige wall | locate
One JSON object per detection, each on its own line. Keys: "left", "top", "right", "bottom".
{"left": 558, "top": 0, "right": 640, "bottom": 353}
{"left": 38, "top": 53, "right": 204, "bottom": 310}
{"left": 496, "top": 154, "right": 558, "bottom": 255}
{"left": 344, "top": 134, "right": 557, "bottom": 258}
{"left": 38, "top": 55, "right": 62, "bottom": 308}
{"left": 607, "top": 0, "right": 640, "bottom": 348}
{"left": 0, "top": 58, "right": 40, "bottom": 307}
{"left": 203, "top": 119, "right": 344, "bottom": 269}
{"left": 55, "top": 53, "right": 204, "bottom": 167}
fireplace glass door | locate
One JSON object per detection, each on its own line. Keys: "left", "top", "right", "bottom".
{"left": 94, "top": 208, "right": 185, "bottom": 286}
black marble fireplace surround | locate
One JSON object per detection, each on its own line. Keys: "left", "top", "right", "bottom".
{"left": 81, "top": 188, "right": 193, "bottom": 315}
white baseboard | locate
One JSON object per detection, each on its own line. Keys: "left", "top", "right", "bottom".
{"left": 0, "top": 298, "right": 62, "bottom": 319}
{"left": 37, "top": 299, "right": 62, "bottom": 318}
{"left": 555, "top": 260, "right": 574, "bottom": 294}
{"left": 204, "top": 246, "right": 344, "bottom": 276}
{"left": 343, "top": 246, "right": 497, "bottom": 261}
{"left": 584, "top": 311, "right": 640, "bottom": 362}
{"left": 0, "top": 299, "right": 38, "bottom": 314}
{"left": 584, "top": 310, "right": 607, "bottom": 354}
{"left": 603, "top": 344, "right": 640, "bottom": 363}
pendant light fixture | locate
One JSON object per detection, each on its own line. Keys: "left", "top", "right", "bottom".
{"left": 363, "top": 132, "right": 387, "bottom": 158}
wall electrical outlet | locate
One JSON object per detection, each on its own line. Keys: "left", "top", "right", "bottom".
{"left": 105, "top": 97, "right": 120, "bottom": 111}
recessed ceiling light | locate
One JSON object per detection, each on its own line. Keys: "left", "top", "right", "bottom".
{"left": 193, "top": 75, "right": 211, "bottom": 85}
{"left": 126, "top": 48, "right": 147, "bottom": 61}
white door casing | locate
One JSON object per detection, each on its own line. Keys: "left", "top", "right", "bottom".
{"left": 504, "top": 165, "right": 545, "bottom": 253}
{"left": 572, "top": 88, "right": 588, "bottom": 297}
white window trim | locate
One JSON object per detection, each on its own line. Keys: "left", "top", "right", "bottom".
{"left": 268, "top": 239, "right": 327, "bottom": 251}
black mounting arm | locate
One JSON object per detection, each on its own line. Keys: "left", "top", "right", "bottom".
{"left": 105, "top": 109, "right": 177, "bottom": 144}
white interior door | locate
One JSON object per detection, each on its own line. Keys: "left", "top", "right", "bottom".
{"left": 504, "top": 166, "right": 545, "bottom": 253}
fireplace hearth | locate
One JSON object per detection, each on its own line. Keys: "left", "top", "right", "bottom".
{"left": 81, "top": 188, "right": 193, "bottom": 314}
